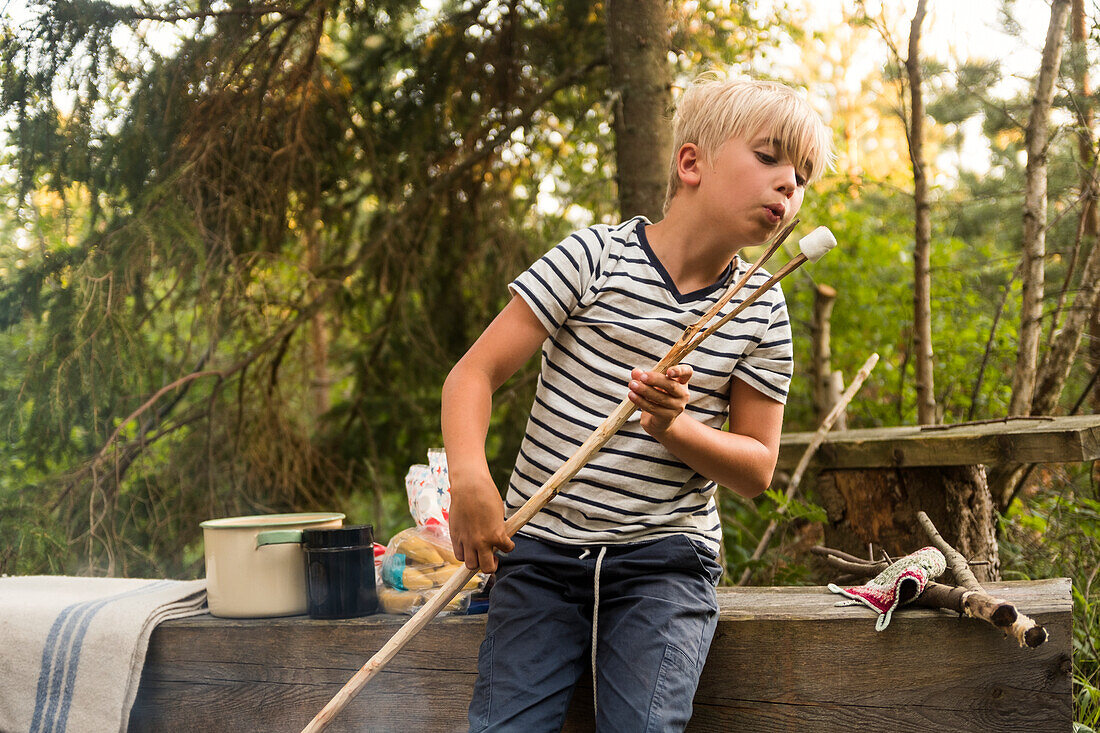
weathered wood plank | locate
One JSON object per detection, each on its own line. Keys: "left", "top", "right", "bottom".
{"left": 777, "top": 414, "right": 1100, "bottom": 470}
{"left": 130, "top": 579, "right": 1071, "bottom": 732}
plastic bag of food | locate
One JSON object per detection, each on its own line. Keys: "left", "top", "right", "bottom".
{"left": 378, "top": 524, "right": 488, "bottom": 616}
{"left": 381, "top": 448, "right": 492, "bottom": 616}
{"left": 404, "top": 448, "right": 451, "bottom": 528}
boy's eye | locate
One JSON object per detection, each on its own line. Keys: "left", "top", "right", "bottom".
{"left": 795, "top": 173, "right": 807, "bottom": 187}
{"left": 755, "top": 151, "right": 777, "bottom": 164}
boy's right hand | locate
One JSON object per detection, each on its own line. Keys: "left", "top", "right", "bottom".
{"left": 448, "top": 475, "right": 515, "bottom": 574}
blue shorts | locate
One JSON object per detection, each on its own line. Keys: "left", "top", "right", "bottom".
{"left": 468, "top": 533, "right": 722, "bottom": 732}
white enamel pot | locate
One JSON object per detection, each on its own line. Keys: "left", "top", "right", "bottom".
{"left": 200, "top": 512, "right": 345, "bottom": 618}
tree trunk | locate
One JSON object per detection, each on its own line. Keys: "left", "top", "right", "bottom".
{"left": 811, "top": 284, "right": 838, "bottom": 426}
{"left": 1032, "top": 231, "right": 1100, "bottom": 415}
{"left": 1010, "top": 0, "right": 1072, "bottom": 416}
{"left": 906, "top": 0, "right": 936, "bottom": 425}
{"left": 1036, "top": 0, "right": 1098, "bottom": 416}
{"left": 1072, "top": 0, "right": 1097, "bottom": 240}
{"left": 816, "top": 465, "right": 999, "bottom": 583}
{"left": 607, "top": 0, "right": 672, "bottom": 222}
{"left": 1072, "top": 0, "right": 1100, "bottom": 424}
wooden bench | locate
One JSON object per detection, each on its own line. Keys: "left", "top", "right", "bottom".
{"left": 129, "top": 579, "right": 1071, "bottom": 732}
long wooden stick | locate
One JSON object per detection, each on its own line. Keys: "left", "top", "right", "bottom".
{"left": 737, "top": 352, "right": 879, "bottom": 586}
{"left": 301, "top": 221, "right": 812, "bottom": 732}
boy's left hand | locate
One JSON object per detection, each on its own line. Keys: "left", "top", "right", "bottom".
{"left": 627, "top": 365, "right": 693, "bottom": 437}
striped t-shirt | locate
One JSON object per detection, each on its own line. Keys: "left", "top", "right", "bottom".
{"left": 506, "top": 217, "right": 793, "bottom": 555}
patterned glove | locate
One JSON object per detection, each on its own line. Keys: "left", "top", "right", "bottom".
{"left": 828, "top": 546, "right": 946, "bottom": 631}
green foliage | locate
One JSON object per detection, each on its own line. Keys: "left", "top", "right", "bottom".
{"left": 759, "top": 488, "right": 827, "bottom": 524}
{"left": 999, "top": 465, "right": 1100, "bottom": 729}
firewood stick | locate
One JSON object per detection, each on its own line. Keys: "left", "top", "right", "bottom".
{"left": 301, "top": 223, "right": 837, "bottom": 733}
{"left": 813, "top": 547, "right": 995, "bottom": 584}
{"left": 916, "top": 511, "right": 983, "bottom": 589}
{"left": 810, "top": 545, "right": 886, "bottom": 576}
{"left": 737, "top": 352, "right": 879, "bottom": 586}
{"left": 916, "top": 511, "right": 1048, "bottom": 648}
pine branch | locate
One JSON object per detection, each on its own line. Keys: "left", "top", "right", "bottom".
{"left": 121, "top": 6, "right": 304, "bottom": 23}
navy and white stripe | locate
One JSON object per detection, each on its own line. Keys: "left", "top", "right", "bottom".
{"left": 29, "top": 580, "right": 173, "bottom": 733}
{"left": 506, "top": 217, "right": 793, "bottom": 555}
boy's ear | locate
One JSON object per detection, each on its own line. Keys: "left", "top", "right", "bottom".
{"left": 676, "top": 143, "right": 704, "bottom": 189}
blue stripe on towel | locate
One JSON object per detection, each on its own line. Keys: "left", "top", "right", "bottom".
{"left": 30, "top": 580, "right": 174, "bottom": 733}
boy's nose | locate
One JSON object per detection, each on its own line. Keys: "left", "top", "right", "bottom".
{"left": 776, "top": 167, "right": 798, "bottom": 197}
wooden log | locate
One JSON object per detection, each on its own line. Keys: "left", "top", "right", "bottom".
{"left": 776, "top": 414, "right": 1100, "bottom": 471}
{"left": 130, "top": 580, "right": 1071, "bottom": 733}
{"left": 917, "top": 511, "right": 1047, "bottom": 647}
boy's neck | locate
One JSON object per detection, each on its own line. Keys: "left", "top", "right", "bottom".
{"left": 644, "top": 209, "right": 745, "bottom": 294}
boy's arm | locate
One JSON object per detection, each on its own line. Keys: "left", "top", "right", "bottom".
{"left": 442, "top": 295, "right": 550, "bottom": 573}
{"left": 628, "top": 369, "right": 783, "bottom": 499}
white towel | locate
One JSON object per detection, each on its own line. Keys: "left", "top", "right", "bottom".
{"left": 0, "top": 575, "right": 207, "bottom": 733}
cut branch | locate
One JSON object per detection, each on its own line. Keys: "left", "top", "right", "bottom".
{"left": 916, "top": 511, "right": 1047, "bottom": 647}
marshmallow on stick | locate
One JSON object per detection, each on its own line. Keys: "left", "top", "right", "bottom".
{"left": 684, "top": 224, "right": 838, "bottom": 350}
{"left": 799, "top": 225, "right": 837, "bottom": 263}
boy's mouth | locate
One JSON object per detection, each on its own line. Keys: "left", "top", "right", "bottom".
{"left": 764, "top": 204, "right": 785, "bottom": 222}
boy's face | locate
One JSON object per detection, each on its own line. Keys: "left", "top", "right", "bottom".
{"left": 696, "top": 134, "right": 807, "bottom": 247}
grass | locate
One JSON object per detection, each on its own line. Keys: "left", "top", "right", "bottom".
{"left": 999, "top": 463, "right": 1100, "bottom": 731}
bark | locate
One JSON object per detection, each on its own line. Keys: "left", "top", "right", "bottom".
{"left": 816, "top": 464, "right": 999, "bottom": 583}
{"left": 606, "top": 0, "right": 672, "bottom": 222}
{"left": 906, "top": 0, "right": 936, "bottom": 425}
{"left": 1010, "top": 0, "right": 1073, "bottom": 415}
{"left": 1072, "top": 0, "right": 1100, "bottom": 420}
{"left": 1037, "top": 0, "right": 1098, "bottom": 416}
{"left": 1072, "top": 0, "right": 1097, "bottom": 239}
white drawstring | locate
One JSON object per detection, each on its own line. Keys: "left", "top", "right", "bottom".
{"left": 589, "top": 546, "right": 607, "bottom": 721}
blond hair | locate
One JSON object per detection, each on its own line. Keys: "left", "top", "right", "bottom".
{"left": 664, "top": 76, "right": 834, "bottom": 213}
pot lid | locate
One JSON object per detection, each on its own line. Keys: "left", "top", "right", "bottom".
{"left": 302, "top": 524, "right": 374, "bottom": 550}
{"left": 200, "top": 512, "right": 345, "bottom": 530}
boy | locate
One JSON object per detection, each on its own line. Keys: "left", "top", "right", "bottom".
{"left": 441, "top": 77, "right": 833, "bottom": 732}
